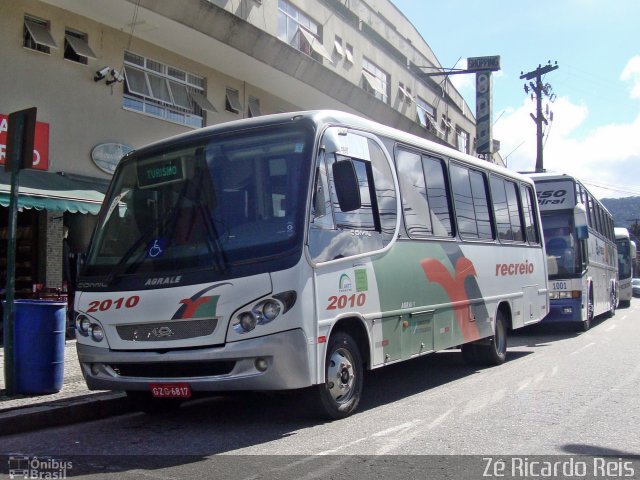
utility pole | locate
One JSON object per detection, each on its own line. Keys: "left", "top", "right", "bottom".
{"left": 520, "top": 61, "right": 559, "bottom": 172}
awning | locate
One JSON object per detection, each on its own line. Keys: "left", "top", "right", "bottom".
{"left": 297, "top": 28, "right": 333, "bottom": 63}
{"left": 362, "top": 70, "right": 386, "bottom": 97}
{"left": 64, "top": 34, "right": 97, "bottom": 60}
{"left": 0, "top": 170, "right": 108, "bottom": 215}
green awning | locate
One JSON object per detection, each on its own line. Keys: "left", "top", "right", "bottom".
{"left": 0, "top": 170, "right": 109, "bottom": 215}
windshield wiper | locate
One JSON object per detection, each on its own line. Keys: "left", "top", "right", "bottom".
{"left": 105, "top": 184, "right": 190, "bottom": 285}
{"left": 104, "top": 220, "right": 160, "bottom": 286}
{"left": 197, "top": 203, "right": 229, "bottom": 274}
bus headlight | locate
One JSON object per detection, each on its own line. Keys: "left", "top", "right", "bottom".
{"left": 258, "top": 300, "right": 281, "bottom": 323}
{"left": 77, "top": 315, "right": 91, "bottom": 334}
{"left": 550, "top": 291, "right": 581, "bottom": 300}
{"left": 233, "top": 291, "right": 296, "bottom": 334}
{"left": 238, "top": 312, "right": 257, "bottom": 332}
{"left": 90, "top": 324, "right": 104, "bottom": 342}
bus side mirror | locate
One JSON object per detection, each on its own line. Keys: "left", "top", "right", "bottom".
{"left": 332, "top": 160, "right": 361, "bottom": 212}
{"left": 574, "top": 204, "right": 589, "bottom": 240}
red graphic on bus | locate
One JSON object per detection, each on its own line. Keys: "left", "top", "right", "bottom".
{"left": 420, "top": 257, "right": 481, "bottom": 342}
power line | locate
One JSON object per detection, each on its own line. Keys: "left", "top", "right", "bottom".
{"left": 581, "top": 180, "right": 640, "bottom": 197}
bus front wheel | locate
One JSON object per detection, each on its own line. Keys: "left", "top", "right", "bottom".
{"left": 481, "top": 310, "right": 508, "bottom": 365}
{"left": 314, "top": 332, "right": 363, "bottom": 420}
{"left": 580, "top": 292, "right": 594, "bottom": 331}
{"left": 606, "top": 287, "right": 616, "bottom": 318}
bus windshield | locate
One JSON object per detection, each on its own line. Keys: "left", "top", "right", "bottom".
{"left": 84, "top": 126, "right": 312, "bottom": 278}
{"left": 542, "top": 211, "right": 580, "bottom": 277}
{"left": 617, "top": 238, "right": 632, "bottom": 279}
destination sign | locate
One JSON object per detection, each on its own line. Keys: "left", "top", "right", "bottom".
{"left": 137, "top": 157, "right": 185, "bottom": 188}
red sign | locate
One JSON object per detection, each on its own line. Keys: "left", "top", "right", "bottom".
{"left": 0, "top": 113, "right": 50, "bottom": 170}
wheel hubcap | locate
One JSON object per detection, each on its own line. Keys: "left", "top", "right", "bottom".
{"left": 327, "top": 348, "right": 355, "bottom": 404}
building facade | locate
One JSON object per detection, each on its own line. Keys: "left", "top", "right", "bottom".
{"left": 0, "top": 0, "right": 495, "bottom": 295}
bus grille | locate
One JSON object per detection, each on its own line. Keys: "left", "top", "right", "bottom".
{"left": 110, "top": 361, "right": 235, "bottom": 378}
{"left": 116, "top": 318, "right": 218, "bottom": 342}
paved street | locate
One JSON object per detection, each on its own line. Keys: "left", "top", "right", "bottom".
{"left": 1, "top": 302, "right": 639, "bottom": 478}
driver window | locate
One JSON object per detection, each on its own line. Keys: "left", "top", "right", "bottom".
{"left": 307, "top": 127, "right": 396, "bottom": 263}
{"left": 311, "top": 151, "right": 334, "bottom": 229}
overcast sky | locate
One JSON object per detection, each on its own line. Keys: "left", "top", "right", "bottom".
{"left": 391, "top": 0, "right": 640, "bottom": 198}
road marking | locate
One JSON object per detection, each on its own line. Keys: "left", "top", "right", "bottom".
{"left": 372, "top": 421, "right": 416, "bottom": 437}
{"left": 375, "top": 409, "right": 454, "bottom": 454}
{"left": 570, "top": 342, "right": 596, "bottom": 355}
{"left": 316, "top": 436, "right": 369, "bottom": 455}
{"left": 517, "top": 377, "right": 532, "bottom": 392}
{"left": 532, "top": 372, "right": 546, "bottom": 385}
{"left": 605, "top": 324, "right": 617, "bottom": 332}
{"left": 427, "top": 407, "right": 454, "bottom": 429}
{"left": 550, "top": 365, "right": 559, "bottom": 377}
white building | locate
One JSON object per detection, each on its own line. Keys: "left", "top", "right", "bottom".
{"left": 0, "top": 0, "right": 495, "bottom": 293}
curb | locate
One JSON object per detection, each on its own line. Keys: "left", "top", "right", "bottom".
{"left": 0, "top": 392, "right": 133, "bottom": 436}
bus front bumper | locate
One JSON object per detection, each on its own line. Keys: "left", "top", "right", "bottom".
{"left": 543, "top": 298, "right": 582, "bottom": 323}
{"left": 76, "top": 328, "right": 313, "bottom": 392}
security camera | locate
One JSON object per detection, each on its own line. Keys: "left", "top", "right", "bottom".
{"left": 106, "top": 68, "right": 124, "bottom": 85}
{"left": 94, "top": 66, "right": 110, "bottom": 82}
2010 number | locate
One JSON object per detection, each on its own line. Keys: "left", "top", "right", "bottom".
{"left": 87, "top": 295, "right": 140, "bottom": 313}
{"left": 327, "top": 293, "right": 366, "bottom": 310}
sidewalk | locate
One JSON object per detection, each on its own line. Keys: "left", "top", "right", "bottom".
{"left": 0, "top": 339, "right": 131, "bottom": 436}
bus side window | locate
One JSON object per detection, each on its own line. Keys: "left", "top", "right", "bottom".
{"left": 423, "top": 156, "right": 453, "bottom": 237}
{"left": 520, "top": 184, "right": 540, "bottom": 244}
{"left": 450, "top": 164, "right": 493, "bottom": 240}
{"left": 490, "top": 175, "right": 524, "bottom": 243}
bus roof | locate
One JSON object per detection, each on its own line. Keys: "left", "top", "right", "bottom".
{"left": 128, "top": 110, "right": 535, "bottom": 186}
{"left": 524, "top": 172, "right": 580, "bottom": 182}
{"left": 615, "top": 227, "right": 630, "bottom": 240}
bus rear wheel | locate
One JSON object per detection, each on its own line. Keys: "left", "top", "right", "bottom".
{"left": 462, "top": 311, "right": 508, "bottom": 366}
{"left": 314, "top": 332, "right": 363, "bottom": 420}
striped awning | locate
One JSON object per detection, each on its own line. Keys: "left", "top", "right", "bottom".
{"left": 0, "top": 170, "right": 108, "bottom": 215}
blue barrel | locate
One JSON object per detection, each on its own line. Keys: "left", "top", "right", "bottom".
{"left": 11, "top": 300, "right": 67, "bottom": 394}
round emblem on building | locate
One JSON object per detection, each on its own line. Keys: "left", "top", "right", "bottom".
{"left": 91, "top": 142, "right": 134, "bottom": 175}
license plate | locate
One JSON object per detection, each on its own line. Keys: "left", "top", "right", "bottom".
{"left": 150, "top": 383, "right": 191, "bottom": 398}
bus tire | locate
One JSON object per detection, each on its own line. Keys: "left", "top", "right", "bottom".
{"left": 580, "top": 291, "right": 594, "bottom": 331}
{"left": 606, "top": 287, "right": 616, "bottom": 318}
{"left": 126, "top": 391, "right": 184, "bottom": 414}
{"left": 314, "top": 332, "right": 363, "bottom": 420}
{"left": 479, "top": 310, "right": 508, "bottom": 365}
